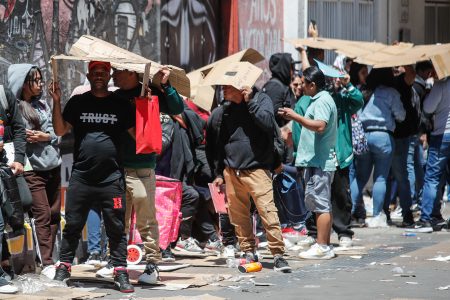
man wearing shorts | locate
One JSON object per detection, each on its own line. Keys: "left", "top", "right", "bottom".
{"left": 279, "top": 67, "right": 337, "bottom": 259}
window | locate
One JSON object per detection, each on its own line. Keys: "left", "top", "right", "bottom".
{"left": 308, "top": 0, "right": 374, "bottom": 63}
{"left": 425, "top": 0, "right": 450, "bottom": 44}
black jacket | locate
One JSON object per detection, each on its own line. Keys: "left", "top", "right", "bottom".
{"left": 166, "top": 106, "right": 205, "bottom": 183}
{"left": 393, "top": 74, "right": 419, "bottom": 138}
{"left": 263, "top": 53, "right": 296, "bottom": 127}
{"left": 206, "top": 100, "right": 228, "bottom": 178}
{"left": 213, "top": 92, "right": 274, "bottom": 178}
{"left": 0, "top": 86, "right": 26, "bottom": 165}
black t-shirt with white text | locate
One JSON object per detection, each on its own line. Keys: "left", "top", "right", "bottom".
{"left": 63, "top": 91, "right": 135, "bottom": 184}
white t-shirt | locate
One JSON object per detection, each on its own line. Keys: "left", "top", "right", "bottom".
{"left": 423, "top": 77, "right": 450, "bottom": 135}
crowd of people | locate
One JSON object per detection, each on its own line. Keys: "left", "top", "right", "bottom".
{"left": 0, "top": 41, "right": 448, "bottom": 295}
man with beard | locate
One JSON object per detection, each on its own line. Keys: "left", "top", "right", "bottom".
{"left": 51, "top": 61, "right": 135, "bottom": 293}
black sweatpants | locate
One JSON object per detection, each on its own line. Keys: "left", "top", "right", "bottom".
{"left": 59, "top": 177, "right": 127, "bottom": 267}
{"left": 179, "top": 183, "right": 200, "bottom": 238}
{"left": 219, "top": 214, "right": 236, "bottom": 246}
{"left": 307, "top": 166, "right": 354, "bottom": 239}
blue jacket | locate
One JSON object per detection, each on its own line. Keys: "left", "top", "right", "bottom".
{"left": 359, "top": 85, "right": 406, "bottom": 133}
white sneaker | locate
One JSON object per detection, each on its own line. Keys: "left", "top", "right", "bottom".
{"left": 0, "top": 283, "right": 18, "bottom": 294}
{"left": 222, "top": 245, "right": 236, "bottom": 258}
{"left": 95, "top": 263, "right": 114, "bottom": 278}
{"left": 85, "top": 253, "right": 108, "bottom": 267}
{"left": 391, "top": 206, "right": 403, "bottom": 220}
{"left": 283, "top": 238, "right": 296, "bottom": 250}
{"left": 299, "top": 243, "right": 336, "bottom": 260}
{"left": 138, "top": 263, "right": 159, "bottom": 285}
{"left": 339, "top": 237, "right": 353, "bottom": 248}
{"left": 298, "top": 236, "right": 316, "bottom": 247}
{"left": 366, "top": 214, "right": 388, "bottom": 228}
{"left": 175, "top": 237, "right": 204, "bottom": 254}
{"left": 41, "top": 265, "right": 56, "bottom": 279}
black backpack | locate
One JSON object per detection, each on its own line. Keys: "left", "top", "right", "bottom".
{"left": 0, "top": 164, "right": 24, "bottom": 232}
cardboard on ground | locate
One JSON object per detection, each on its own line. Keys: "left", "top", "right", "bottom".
{"left": 201, "top": 61, "right": 263, "bottom": 90}
{"left": 186, "top": 48, "right": 264, "bottom": 111}
{"left": 53, "top": 35, "right": 190, "bottom": 97}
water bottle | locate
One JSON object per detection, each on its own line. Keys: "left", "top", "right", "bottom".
{"left": 226, "top": 258, "right": 247, "bottom": 268}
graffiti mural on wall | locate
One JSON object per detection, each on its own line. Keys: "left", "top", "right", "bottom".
{"left": 238, "top": 0, "right": 284, "bottom": 85}
{"left": 0, "top": 0, "right": 161, "bottom": 97}
{"left": 160, "top": 0, "right": 219, "bottom": 72}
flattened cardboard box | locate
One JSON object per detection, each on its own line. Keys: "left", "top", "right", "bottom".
{"left": 53, "top": 35, "right": 190, "bottom": 97}
{"left": 187, "top": 48, "right": 264, "bottom": 111}
{"left": 202, "top": 61, "right": 263, "bottom": 90}
{"left": 286, "top": 37, "right": 387, "bottom": 58}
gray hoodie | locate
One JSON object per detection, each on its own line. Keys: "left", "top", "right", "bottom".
{"left": 7, "top": 64, "right": 61, "bottom": 171}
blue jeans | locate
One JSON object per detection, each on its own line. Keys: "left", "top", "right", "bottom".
{"left": 421, "top": 134, "right": 450, "bottom": 222}
{"left": 407, "top": 135, "right": 425, "bottom": 204}
{"left": 390, "top": 137, "right": 413, "bottom": 219}
{"left": 351, "top": 131, "right": 394, "bottom": 217}
{"left": 87, "top": 206, "right": 106, "bottom": 255}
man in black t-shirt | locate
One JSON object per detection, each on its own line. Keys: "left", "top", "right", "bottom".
{"left": 50, "top": 61, "right": 135, "bottom": 293}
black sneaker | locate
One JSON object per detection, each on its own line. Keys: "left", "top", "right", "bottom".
{"left": 431, "top": 217, "right": 446, "bottom": 231}
{"left": 243, "top": 251, "right": 258, "bottom": 263}
{"left": 54, "top": 262, "right": 71, "bottom": 281}
{"left": 0, "top": 266, "right": 14, "bottom": 281}
{"left": 398, "top": 216, "right": 415, "bottom": 228}
{"left": 405, "top": 220, "right": 433, "bottom": 233}
{"left": 386, "top": 214, "right": 394, "bottom": 226}
{"left": 113, "top": 268, "right": 134, "bottom": 293}
{"left": 274, "top": 255, "right": 292, "bottom": 273}
{"left": 161, "top": 247, "right": 175, "bottom": 262}
{"left": 138, "top": 263, "right": 159, "bottom": 285}
{"left": 350, "top": 218, "right": 366, "bottom": 228}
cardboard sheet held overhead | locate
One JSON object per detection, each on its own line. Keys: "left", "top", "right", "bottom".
{"left": 196, "top": 48, "right": 264, "bottom": 76}
{"left": 186, "top": 48, "right": 264, "bottom": 111}
{"left": 202, "top": 62, "right": 263, "bottom": 90}
{"left": 186, "top": 71, "right": 215, "bottom": 111}
{"left": 286, "top": 37, "right": 387, "bottom": 58}
{"left": 55, "top": 35, "right": 190, "bottom": 97}
{"left": 432, "top": 50, "right": 450, "bottom": 79}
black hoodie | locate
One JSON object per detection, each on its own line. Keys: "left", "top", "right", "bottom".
{"left": 263, "top": 53, "right": 296, "bottom": 126}
{"left": 211, "top": 92, "right": 274, "bottom": 178}
{"left": 0, "top": 86, "right": 27, "bottom": 165}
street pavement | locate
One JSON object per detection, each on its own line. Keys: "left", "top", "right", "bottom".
{"left": 82, "top": 203, "right": 450, "bottom": 300}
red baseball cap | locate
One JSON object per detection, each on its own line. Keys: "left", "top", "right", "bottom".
{"left": 88, "top": 61, "right": 111, "bottom": 73}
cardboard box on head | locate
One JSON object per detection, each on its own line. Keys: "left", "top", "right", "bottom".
{"left": 201, "top": 61, "right": 263, "bottom": 90}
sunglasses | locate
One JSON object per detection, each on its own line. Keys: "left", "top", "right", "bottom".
{"left": 29, "top": 78, "right": 44, "bottom": 85}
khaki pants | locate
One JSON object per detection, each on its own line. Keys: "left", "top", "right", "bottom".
{"left": 223, "top": 167, "right": 285, "bottom": 256}
{"left": 125, "top": 168, "right": 160, "bottom": 263}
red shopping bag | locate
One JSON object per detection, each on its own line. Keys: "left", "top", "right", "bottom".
{"left": 135, "top": 95, "right": 162, "bottom": 154}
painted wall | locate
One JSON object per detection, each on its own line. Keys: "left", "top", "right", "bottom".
{"left": 238, "top": 0, "right": 285, "bottom": 85}
{"left": 0, "top": 0, "right": 161, "bottom": 103}
{"left": 160, "top": 0, "right": 220, "bottom": 72}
